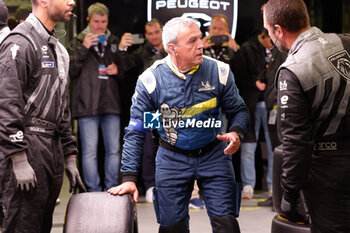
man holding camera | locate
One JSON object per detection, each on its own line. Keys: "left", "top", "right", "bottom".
{"left": 68, "top": 2, "right": 131, "bottom": 192}
{"left": 202, "top": 14, "right": 239, "bottom": 66}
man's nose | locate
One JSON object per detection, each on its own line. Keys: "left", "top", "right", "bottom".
{"left": 68, "top": 0, "right": 75, "bottom": 6}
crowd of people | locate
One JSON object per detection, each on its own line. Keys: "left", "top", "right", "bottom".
{"left": 0, "top": 0, "right": 349, "bottom": 232}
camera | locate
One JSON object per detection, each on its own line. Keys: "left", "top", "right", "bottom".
{"left": 208, "top": 35, "right": 229, "bottom": 44}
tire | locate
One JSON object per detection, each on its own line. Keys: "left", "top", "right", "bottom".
{"left": 64, "top": 192, "right": 138, "bottom": 233}
{"left": 272, "top": 146, "right": 284, "bottom": 214}
{"left": 272, "top": 146, "right": 309, "bottom": 220}
{"left": 271, "top": 215, "right": 310, "bottom": 233}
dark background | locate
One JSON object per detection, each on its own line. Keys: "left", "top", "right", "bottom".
{"left": 75, "top": 0, "right": 345, "bottom": 45}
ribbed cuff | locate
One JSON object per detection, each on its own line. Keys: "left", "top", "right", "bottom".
{"left": 229, "top": 126, "right": 245, "bottom": 141}
{"left": 121, "top": 172, "right": 138, "bottom": 183}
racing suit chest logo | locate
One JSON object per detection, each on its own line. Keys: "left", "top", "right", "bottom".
{"left": 198, "top": 81, "right": 215, "bottom": 91}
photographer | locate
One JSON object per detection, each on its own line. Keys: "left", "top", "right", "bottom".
{"left": 202, "top": 14, "right": 239, "bottom": 66}
{"left": 68, "top": 2, "right": 131, "bottom": 192}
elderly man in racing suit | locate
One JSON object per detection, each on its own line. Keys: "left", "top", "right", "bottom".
{"left": 109, "top": 17, "right": 249, "bottom": 233}
{"left": 0, "top": 0, "right": 85, "bottom": 232}
{"left": 263, "top": 0, "right": 350, "bottom": 232}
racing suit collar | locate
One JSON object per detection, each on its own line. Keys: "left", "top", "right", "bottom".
{"left": 166, "top": 55, "right": 199, "bottom": 80}
{"left": 25, "top": 14, "right": 58, "bottom": 47}
{"left": 289, "top": 27, "right": 322, "bottom": 56}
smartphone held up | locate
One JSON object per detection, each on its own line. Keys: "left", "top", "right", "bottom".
{"left": 208, "top": 35, "right": 229, "bottom": 44}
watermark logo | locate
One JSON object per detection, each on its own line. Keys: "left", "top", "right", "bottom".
{"left": 143, "top": 110, "right": 162, "bottom": 129}
{"left": 143, "top": 103, "right": 221, "bottom": 145}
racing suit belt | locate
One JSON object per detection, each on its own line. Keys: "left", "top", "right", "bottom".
{"left": 24, "top": 117, "right": 58, "bottom": 137}
{"left": 159, "top": 138, "right": 220, "bottom": 157}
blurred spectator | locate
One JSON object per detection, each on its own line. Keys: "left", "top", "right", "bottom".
{"left": 15, "top": 4, "right": 32, "bottom": 24}
{"left": 131, "top": 19, "right": 166, "bottom": 72}
{"left": 131, "top": 19, "right": 167, "bottom": 203}
{"left": 7, "top": 17, "right": 17, "bottom": 30}
{"left": 263, "top": 47, "right": 287, "bottom": 149}
{"left": 258, "top": 46, "right": 287, "bottom": 207}
{"left": 233, "top": 28, "right": 274, "bottom": 199}
{"left": 0, "top": 0, "right": 10, "bottom": 43}
{"left": 202, "top": 14, "right": 239, "bottom": 66}
{"left": 68, "top": 2, "right": 131, "bottom": 191}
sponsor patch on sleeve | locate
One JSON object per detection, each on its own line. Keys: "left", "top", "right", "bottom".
{"left": 128, "top": 118, "right": 148, "bottom": 133}
{"left": 328, "top": 50, "right": 350, "bottom": 81}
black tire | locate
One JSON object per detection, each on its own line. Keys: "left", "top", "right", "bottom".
{"left": 64, "top": 192, "right": 138, "bottom": 233}
{"left": 272, "top": 146, "right": 308, "bottom": 218}
{"left": 271, "top": 215, "right": 310, "bottom": 233}
{"left": 272, "top": 145, "right": 284, "bottom": 214}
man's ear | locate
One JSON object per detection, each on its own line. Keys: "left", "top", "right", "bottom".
{"left": 274, "top": 25, "right": 283, "bottom": 35}
{"left": 40, "top": 0, "right": 47, "bottom": 7}
{"left": 86, "top": 17, "right": 90, "bottom": 23}
{"left": 168, "top": 44, "right": 176, "bottom": 55}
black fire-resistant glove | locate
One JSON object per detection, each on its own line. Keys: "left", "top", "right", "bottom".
{"left": 64, "top": 155, "right": 87, "bottom": 194}
{"left": 280, "top": 192, "right": 306, "bottom": 223}
{"left": 10, "top": 151, "right": 37, "bottom": 191}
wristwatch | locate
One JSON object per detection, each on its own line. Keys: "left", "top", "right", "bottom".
{"left": 234, "top": 131, "right": 244, "bottom": 142}
{"left": 229, "top": 126, "right": 244, "bottom": 142}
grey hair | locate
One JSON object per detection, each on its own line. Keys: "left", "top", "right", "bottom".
{"left": 162, "top": 17, "right": 198, "bottom": 53}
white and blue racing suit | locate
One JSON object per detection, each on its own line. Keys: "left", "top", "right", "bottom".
{"left": 121, "top": 55, "right": 249, "bottom": 228}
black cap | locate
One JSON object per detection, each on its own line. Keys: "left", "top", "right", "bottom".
{"left": 0, "top": 0, "right": 8, "bottom": 29}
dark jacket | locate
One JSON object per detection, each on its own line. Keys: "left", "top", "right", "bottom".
{"left": 130, "top": 41, "right": 167, "bottom": 73}
{"left": 233, "top": 35, "right": 266, "bottom": 141}
{"left": 203, "top": 44, "right": 236, "bottom": 69}
{"left": 119, "top": 41, "right": 167, "bottom": 130}
{"left": 68, "top": 27, "right": 131, "bottom": 118}
{"left": 0, "top": 14, "right": 77, "bottom": 158}
{"left": 276, "top": 28, "right": 350, "bottom": 200}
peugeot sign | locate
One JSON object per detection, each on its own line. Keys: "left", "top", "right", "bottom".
{"left": 147, "top": 0, "right": 238, "bottom": 38}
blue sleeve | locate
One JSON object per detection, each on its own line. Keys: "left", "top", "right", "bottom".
{"left": 120, "top": 71, "right": 156, "bottom": 182}
{"left": 222, "top": 70, "right": 250, "bottom": 136}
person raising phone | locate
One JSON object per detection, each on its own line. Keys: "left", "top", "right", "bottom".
{"left": 202, "top": 14, "right": 240, "bottom": 66}
{"left": 68, "top": 2, "right": 132, "bottom": 192}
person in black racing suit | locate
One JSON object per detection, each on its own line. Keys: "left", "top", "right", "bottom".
{"left": 0, "top": 0, "right": 85, "bottom": 232}
{"left": 263, "top": 0, "right": 350, "bottom": 232}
